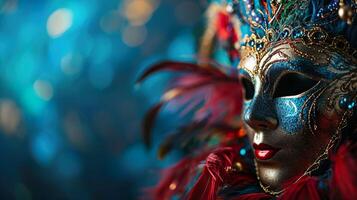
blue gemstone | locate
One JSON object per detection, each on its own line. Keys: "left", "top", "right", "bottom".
{"left": 240, "top": 148, "right": 247, "bottom": 156}
{"left": 280, "top": 30, "right": 290, "bottom": 39}
{"left": 339, "top": 96, "right": 349, "bottom": 109}
{"left": 348, "top": 101, "right": 356, "bottom": 110}
{"left": 256, "top": 42, "right": 264, "bottom": 50}
{"left": 292, "top": 29, "right": 304, "bottom": 39}
{"left": 249, "top": 40, "right": 255, "bottom": 47}
{"left": 317, "top": 8, "right": 325, "bottom": 18}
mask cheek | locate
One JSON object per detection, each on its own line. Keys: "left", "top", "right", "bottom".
{"left": 274, "top": 97, "right": 307, "bottom": 135}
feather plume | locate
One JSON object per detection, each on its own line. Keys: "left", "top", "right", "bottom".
{"left": 138, "top": 61, "right": 243, "bottom": 156}
{"left": 279, "top": 176, "right": 320, "bottom": 200}
{"left": 143, "top": 151, "right": 211, "bottom": 200}
{"left": 330, "top": 143, "right": 357, "bottom": 200}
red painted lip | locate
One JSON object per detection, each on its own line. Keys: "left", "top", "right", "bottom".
{"left": 253, "top": 143, "right": 281, "bottom": 160}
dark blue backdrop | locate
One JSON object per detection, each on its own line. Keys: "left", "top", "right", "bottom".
{"left": 0, "top": 0, "right": 206, "bottom": 199}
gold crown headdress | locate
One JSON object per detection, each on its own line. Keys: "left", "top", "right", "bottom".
{"left": 222, "top": 0, "right": 357, "bottom": 64}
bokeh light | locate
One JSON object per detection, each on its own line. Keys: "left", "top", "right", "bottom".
{"left": 122, "top": 25, "right": 148, "bottom": 47}
{"left": 0, "top": 0, "right": 205, "bottom": 199}
{"left": 0, "top": 100, "right": 21, "bottom": 135}
{"left": 122, "top": 0, "right": 156, "bottom": 26}
{"left": 47, "top": 8, "right": 73, "bottom": 38}
{"left": 33, "top": 80, "right": 54, "bottom": 101}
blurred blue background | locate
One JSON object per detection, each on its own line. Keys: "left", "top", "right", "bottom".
{"left": 0, "top": 0, "right": 207, "bottom": 199}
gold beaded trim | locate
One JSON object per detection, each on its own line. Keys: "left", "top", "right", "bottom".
{"left": 240, "top": 27, "right": 357, "bottom": 65}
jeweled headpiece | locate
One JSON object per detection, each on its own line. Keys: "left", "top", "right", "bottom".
{"left": 221, "top": 0, "right": 357, "bottom": 68}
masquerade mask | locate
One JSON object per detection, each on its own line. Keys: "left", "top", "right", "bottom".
{"left": 240, "top": 40, "right": 356, "bottom": 194}
{"left": 227, "top": 0, "right": 357, "bottom": 195}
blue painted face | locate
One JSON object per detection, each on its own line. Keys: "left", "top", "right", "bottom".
{"left": 239, "top": 42, "right": 357, "bottom": 193}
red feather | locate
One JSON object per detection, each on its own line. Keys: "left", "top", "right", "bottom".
{"left": 215, "top": 12, "right": 238, "bottom": 44}
{"left": 170, "top": 74, "right": 242, "bottom": 124}
{"left": 144, "top": 151, "right": 210, "bottom": 200}
{"left": 215, "top": 11, "right": 240, "bottom": 61}
{"left": 232, "top": 193, "right": 272, "bottom": 200}
{"left": 186, "top": 147, "right": 235, "bottom": 200}
{"left": 330, "top": 143, "right": 357, "bottom": 200}
{"left": 138, "top": 61, "right": 243, "bottom": 155}
{"left": 186, "top": 146, "right": 256, "bottom": 200}
{"left": 137, "top": 61, "right": 228, "bottom": 85}
{"left": 279, "top": 176, "right": 320, "bottom": 200}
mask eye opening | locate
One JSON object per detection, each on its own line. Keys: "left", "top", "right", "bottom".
{"left": 240, "top": 76, "right": 255, "bottom": 100}
{"left": 273, "top": 72, "right": 319, "bottom": 98}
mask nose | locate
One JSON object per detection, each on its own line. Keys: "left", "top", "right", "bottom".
{"left": 244, "top": 95, "right": 278, "bottom": 131}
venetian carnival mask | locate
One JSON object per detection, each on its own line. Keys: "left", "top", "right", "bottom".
{"left": 240, "top": 32, "right": 357, "bottom": 194}
{"left": 228, "top": 0, "right": 357, "bottom": 195}
{"left": 140, "top": 0, "right": 357, "bottom": 198}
